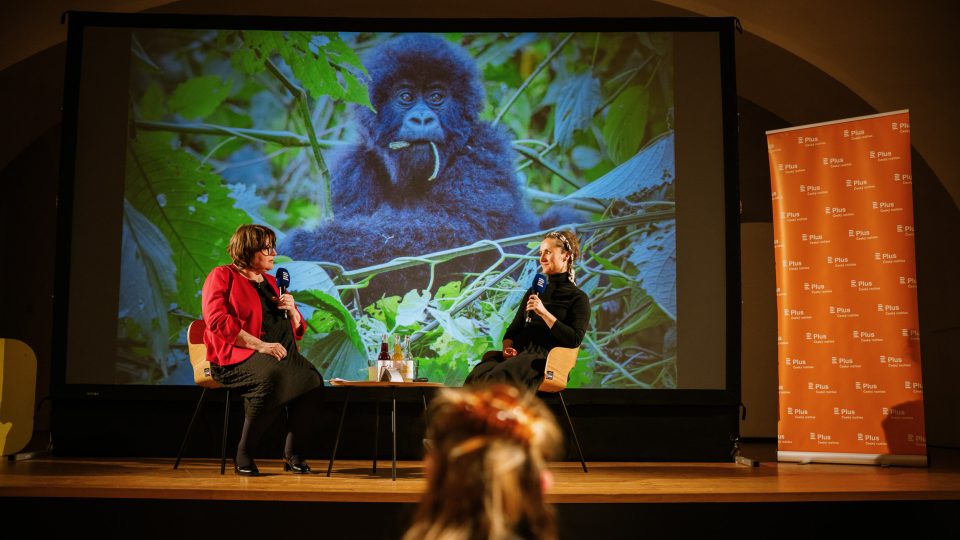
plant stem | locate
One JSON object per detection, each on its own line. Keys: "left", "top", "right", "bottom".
{"left": 265, "top": 58, "right": 333, "bottom": 221}
{"left": 493, "top": 32, "right": 575, "bottom": 126}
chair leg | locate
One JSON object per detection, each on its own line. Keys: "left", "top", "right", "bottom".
{"left": 220, "top": 390, "right": 231, "bottom": 475}
{"left": 174, "top": 388, "right": 208, "bottom": 470}
{"left": 558, "top": 392, "right": 588, "bottom": 473}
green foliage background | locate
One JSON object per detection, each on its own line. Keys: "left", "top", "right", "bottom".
{"left": 121, "top": 30, "right": 677, "bottom": 388}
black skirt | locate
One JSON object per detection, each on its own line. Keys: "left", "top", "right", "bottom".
{"left": 211, "top": 277, "right": 324, "bottom": 418}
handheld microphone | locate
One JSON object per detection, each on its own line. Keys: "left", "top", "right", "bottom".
{"left": 276, "top": 267, "right": 291, "bottom": 319}
{"left": 525, "top": 273, "right": 547, "bottom": 324}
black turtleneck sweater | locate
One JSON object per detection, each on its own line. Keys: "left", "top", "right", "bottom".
{"left": 502, "top": 272, "right": 590, "bottom": 352}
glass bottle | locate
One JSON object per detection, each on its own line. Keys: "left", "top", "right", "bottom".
{"left": 403, "top": 335, "right": 417, "bottom": 380}
{"left": 377, "top": 334, "right": 391, "bottom": 380}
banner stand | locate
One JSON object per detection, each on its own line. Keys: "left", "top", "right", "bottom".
{"left": 767, "top": 110, "right": 927, "bottom": 467}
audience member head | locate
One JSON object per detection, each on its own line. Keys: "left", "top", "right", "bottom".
{"left": 405, "top": 384, "right": 562, "bottom": 540}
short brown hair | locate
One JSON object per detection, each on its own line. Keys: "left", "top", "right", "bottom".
{"left": 227, "top": 224, "right": 276, "bottom": 268}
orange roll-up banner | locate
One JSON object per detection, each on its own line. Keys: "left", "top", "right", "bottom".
{"left": 767, "top": 110, "right": 926, "bottom": 466}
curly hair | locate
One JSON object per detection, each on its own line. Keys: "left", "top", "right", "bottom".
{"left": 403, "top": 384, "right": 562, "bottom": 540}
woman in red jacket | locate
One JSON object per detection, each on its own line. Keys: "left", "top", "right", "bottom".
{"left": 201, "top": 224, "right": 324, "bottom": 476}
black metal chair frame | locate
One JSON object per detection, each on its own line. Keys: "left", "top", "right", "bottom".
{"left": 173, "top": 387, "right": 232, "bottom": 475}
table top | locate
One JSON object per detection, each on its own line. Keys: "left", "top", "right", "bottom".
{"left": 329, "top": 379, "right": 444, "bottom": 388}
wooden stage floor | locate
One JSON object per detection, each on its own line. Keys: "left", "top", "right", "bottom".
{"left": 3, "top": 454, "right": 960, "bottom": 504}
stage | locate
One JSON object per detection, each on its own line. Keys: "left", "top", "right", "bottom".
{"left": 3, "top": 455, "right": 960, "bottom": 503}
{"left": 3, "top": 447, "right": 958, "bottom": 538}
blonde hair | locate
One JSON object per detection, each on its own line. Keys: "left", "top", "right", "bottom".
{"left": 227, "top": 224, "right": 276, "bottom": 269}
{"left": 404, "top": 384, "right": 562, "bottom": 540}
{"left": 545, "top": 230, "right": 580, "bottom": 284}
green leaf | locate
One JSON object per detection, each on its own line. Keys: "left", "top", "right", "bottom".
{"left": 119, "top": 199, "right": 177, "bottom": 362}
{"left": 338, "top": 69, "right": 374, "bottom": 110}
{"left": 564, "top": 132, "right": 674, "bottom": 201}
{"left": 139, "top": 82, "right": 166, "bottom": 121}
{"left": 321, "top": 33, "right": 367, "bottom": 73}
{"left": 168, "top": 75, "right": 233, "bottom": 120}
{"left": 435, "top": 281, "right": 462, "bottom": 311}
{"left": 396, "top": 289, "right": 431, "bottom": 328}
{"left": 627, "top": 220, "right": 677, "bottom": 319}
{"left": 125, "top": 136, "right": 251, "bottom": 317}
{"left": 231, "top": 46, "right": 264, "bottom": 75}
{"left": 552, "top": 72, "right": 601, "bottom": 149}
{"left": 287, "top": 47, "right": 342, "bottom": 101}
{"left": 426, "top": 308, "right": 479, "bottom": 344}
{"left": 305, "top": 330, "right": 368, "bottom": 381}
{"left": 366, "top": 295, "right": 401, "bottom": 329}
{"left": 590, "top": 254, "right": 630, "bottom": 288}
{"left": 602, "top": 85, "right": 649, "bottom": 164}
{"left": 297, "top": 288, "right": 363, "bottom": 353}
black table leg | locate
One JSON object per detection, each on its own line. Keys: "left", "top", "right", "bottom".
{"left": 373, "top": 396, "right": 379, "bottom": 474}
{"left": 326, "top": 386, "right": 351, "bottom": 477}
{"left": 392, "top": 386, "right": 397, "bottom": 481}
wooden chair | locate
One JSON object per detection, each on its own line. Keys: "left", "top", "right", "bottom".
{"left": 538, "top": 346, "right": 588, "bottom": 472}
{"left": 173, "top": 320, "right": 232, "bottom": 474}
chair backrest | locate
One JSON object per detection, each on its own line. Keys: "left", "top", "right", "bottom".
{"left": 538, "top": 346, "right": 580, "bottom": 393}
{"left": 187, "top": 320, "right": 220, "bottom": 389}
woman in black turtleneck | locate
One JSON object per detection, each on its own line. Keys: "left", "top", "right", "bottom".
{"left": 465, "top": 230, "right": 590, "bottom": 389}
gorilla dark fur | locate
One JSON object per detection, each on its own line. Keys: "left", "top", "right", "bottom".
{"left": 282, "top": 34, "right": 541, "bottom": 294}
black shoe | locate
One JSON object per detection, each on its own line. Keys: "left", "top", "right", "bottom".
{"left": 282, "top": 456, "right": 311, "bottom": 474}
{"left": 234, "top": 461, "right": 260, "bottom": 476}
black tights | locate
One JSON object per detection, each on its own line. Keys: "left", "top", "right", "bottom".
{"left": 236, "top": 386, "right": 324, "bottom": 467}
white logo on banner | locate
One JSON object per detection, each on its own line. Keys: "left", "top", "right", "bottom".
{"left": 880, "top": 354, "right": 911, "bottom": 368}
{"left": 831, "top": 356, "right": 860, "bottom": 368}
{"left": 826, "top": 206, "right": 855, "bottom": 217}
{"left": 848, "top": 229, "right": 877, "bottom": 240}
{"left": 877, "top": 304, "right": 908, "bottom": 316}
{"left": 898, "top": 275, "right": 918, "bottom": 288}
{"left": 891, "top": 121, "right": 911, "bottom": 133}
{"left": 805, "top": 332, "right": 835, "bottom": 344}
{"left": 859, "top": 432, "right": 884, "bottom": 446}
{"left": 824, "top": 157, "right": 851, "bottom": 168}
{"left": 779, "top": 163, "right": 805, "bottom": 173}
{"left": 805, "top": 282, "right": 833, "bottom": 294}
{"left": 896, "top": 224, "right": 915, "bottom": 237}
{"left": 845, "top": 178, "right": 874, "bottom": 190}
{"left": 803, "top": 232, "right": 830, "bottom": 244}
{"left": 875, "top": 251, "right": 907, "bottom": 264}
{"left": 893, "top": 172, "right": 913, "bottom": 185}
{"left": 844, "top": 128, "right": 871, "bottom": 140}
{"left": 870, "top": 149, "right": 900, "bottom": 162}
{"left": 855, "top": 381, "right": 886, "bottom": 394}
{"left": 850, "top": 279, "right": 880, "bottom": 291}
{"left": 828, "top": 256, "right": 856, "bottom": 268}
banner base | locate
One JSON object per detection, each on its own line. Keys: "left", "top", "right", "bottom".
{"left": 778, "top": 451, "right": 927, "bottom": 467}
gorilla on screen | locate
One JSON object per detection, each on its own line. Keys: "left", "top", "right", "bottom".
{"left": 283, "top": 34, "right": 564, "bottom": 290}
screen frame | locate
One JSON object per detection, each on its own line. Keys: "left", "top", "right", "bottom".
{"left": 52, "top": 11, "right": 741, "bottom": 409}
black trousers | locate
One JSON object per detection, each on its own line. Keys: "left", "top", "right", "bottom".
{"left": 464, "top": 344, "right": 549, "bottom": 390}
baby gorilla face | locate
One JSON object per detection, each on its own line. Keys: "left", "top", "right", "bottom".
{"left": 383, "top": 82, "right": 450, "bottom": 185}
{"left": 393, "top": 83, "right": 447, "bottom": 143}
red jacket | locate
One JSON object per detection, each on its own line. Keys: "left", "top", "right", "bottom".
{"left": 201, "top": 265, "right": 306, "bottom": 366}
